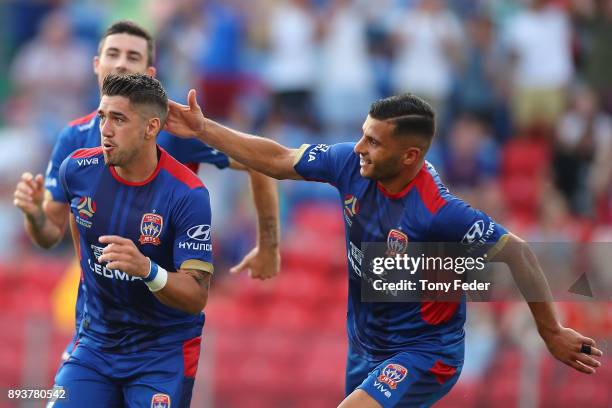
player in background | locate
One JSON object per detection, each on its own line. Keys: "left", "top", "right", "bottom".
{"left": 46, "top": 20, "right": 279, "bottom": 279}
{"left": 163, "top": 90, "right": 603, "bottom": 407}
{"left": 14, "top": 20, "right": 279, "bottom": 360}
{"left": 16, "top": 73, "right": 213, "bottom": 406}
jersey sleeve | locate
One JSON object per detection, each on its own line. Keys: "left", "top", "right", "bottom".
{"left": 58, "top": 155, "right": 74, "bottom": 203}
{"left": 45, "top": 126, "right": 81, "bottom": 202}
{"left": 158, "top": 132, "right": 230, "bottom": 169}
{"left": 172, "top": 187, "right": 214, "bottom": 274}
{"left": 429, "top": 197, "right": 509, "bottom": 259}
{"left": 293, "top": 142, "right": 356, "bottom": 186}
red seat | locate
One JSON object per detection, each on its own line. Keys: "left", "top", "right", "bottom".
{"left": 501, "top": 138, "right": 551, "bottom": 225}
{"left": 0, "top": 317, "right": 25, "bottom": 388}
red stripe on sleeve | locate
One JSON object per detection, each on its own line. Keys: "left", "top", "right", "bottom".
{"left": 161, "top": 150, "right": 205, "bottom": 189}
{"left": 414, "top": 169, "right": 446, "bottom": 215}
{"left": 71, "top": 147, "right": 103, "bottom": 159}
{"left": 185, "top": 163, "right": 200, "bottom": 174}
{"left": 68, "top": 111, "right": 97, "bottom": 126}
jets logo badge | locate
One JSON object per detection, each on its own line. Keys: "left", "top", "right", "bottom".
{"left": 377, "top": 363, "right": 408, "bottom": 390}
{"left": 139, "top": 213, "right": 163, "bottom": 245}
{"left": 386, "top": 229, "right": 408, "bottom": 256}
{"left": 76, "top": 197, "right": 96, "bottom": 219}
{"left": 151, "top": 393, "right": 170, "bottom": 408}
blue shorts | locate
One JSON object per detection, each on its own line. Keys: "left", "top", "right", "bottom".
{"left": 49, "top": 336, "right": 201, "bottom": 408}
{"left": 346, "top": 350, "right": 463, "bottom": 408}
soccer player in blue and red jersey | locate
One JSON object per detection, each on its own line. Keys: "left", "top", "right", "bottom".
{"left": 17, "top": 73, "right": 213, "bottom": 407}
{"left": 14, "top": 20, "right": 279, "bottom": 362}
{"left": 163, "top": 90, "right": 603, "bottom": 407}
{"left": 45, "top": 21, "right": 279, "bottom": 280}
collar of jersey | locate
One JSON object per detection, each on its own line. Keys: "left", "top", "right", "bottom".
{"left": 109, "top": 146, "right": 166, "bottom": 186}
{"left": 376, "top": 164, "right": 425, "bottom": 200}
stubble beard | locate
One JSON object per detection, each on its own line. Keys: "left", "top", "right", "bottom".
{"left": 103, "top": 150, "right": 118, "bottom": 167}
{"left": 369, "top": 159, "right": 401, "bottom": 182}
{"left": 103, "top": 148, "right": 135, "bottom": 168}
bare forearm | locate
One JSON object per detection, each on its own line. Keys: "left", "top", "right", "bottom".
{"left": 24, "top": 212, "right": 64, "bottom": 249}
{"left": 154, "top": 270, "right": 210, "bottom": 315}
{"left": 506, "top": 242, "right": 553, "bottom": 300}
{"left": 505, "top": 240, "right": 561, "bottom": 334}
{"left": 199, "top": 119, "right": 298, "bottom": 180}
{"left": 248, "top": 170, "right": 280, "bottom": 249}
{"left": 492, "top": 236, "right": 602, "bottom": 374}
{"left": 527, "top": 302, "right": 562, "bottom": 336}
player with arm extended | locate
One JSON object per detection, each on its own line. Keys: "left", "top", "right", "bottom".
{"left": 14, "top": 20, "right": 278, "bottom": 362}
{"left": 163, "top": 90, "right": 603, "bottom": 407}
{"left": 16, "top": 73, "right": 215, "bottom": 407}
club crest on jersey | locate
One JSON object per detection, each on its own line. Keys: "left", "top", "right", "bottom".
{"left": 386, "top": 229, "right": 408, "bottom": 256}
{"left": 377, "top": 363, "right": 408, "bottom": 390}
{"left": 139, "top": 213, "right": 163, "bottom": 245}
{"left": 343, "top": 195, "right": 359, "bottom": 226}
{"left": 150, "top": 393, "right": 170, "bottom": 408}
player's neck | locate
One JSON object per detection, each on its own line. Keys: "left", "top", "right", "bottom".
{"left": 378, "top": 163, "right": 422, "bottom": 195}
{"left": 114, "top": 145, "right": 159, "bottom": 183}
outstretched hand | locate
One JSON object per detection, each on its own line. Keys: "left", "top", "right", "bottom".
{"left": 164, "top": 89, "right": 207, "bottom": 139}
{"left": 541, "top": 326, "right": 603, "bottom": 374}
{"left": 229, "top": 246, "right": 280, "bottom": 280}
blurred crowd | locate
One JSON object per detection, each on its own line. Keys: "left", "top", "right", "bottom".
{"left": 0, "top": 0, "right": 611, "bottom": 259}
{"left": 0, "top": 1, "right": 610, "bottom": 404}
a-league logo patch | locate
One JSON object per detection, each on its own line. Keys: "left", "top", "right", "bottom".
{"left": 343, "top": 195, "right": 359, "bottom": 226}
{"left": 386, "top": 229, "right": 408, "bottom": 256}
{"left": 151, "top": 393, "right": 170, "bottom": 408}
{"left": 74, "top": 196, "right": 96, "bottom": 228}
{"left": 344, "top": 195, "right": 359, "bottom": 218}
{"left": 378, "top": 363, "right": 408, "bottom": 390}
{"left": 77, "top": 196, "right": 96, "bottom": 219}
{"left": 139, "top": 213, "right": 163, "bottom": 245}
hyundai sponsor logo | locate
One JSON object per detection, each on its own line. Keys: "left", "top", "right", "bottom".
{"left": 187, "top": 224, "right": 211, "bottom": 241}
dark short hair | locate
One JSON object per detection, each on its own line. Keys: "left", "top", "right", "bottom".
{"left": 99, "top": 20, "right": 155, "bottom": 66}
{"left": 369, "top": 94, "right": 436, "bottom": 147}
{"left": 102, "top": 73, "right": 168, "bottom": 122}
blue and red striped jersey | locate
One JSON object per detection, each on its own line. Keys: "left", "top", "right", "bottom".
{"left": 294, "top": 143, "right": 508, "bottom": 361}
{"left": 59, "top": 146, "right": 213, "bottom": 352}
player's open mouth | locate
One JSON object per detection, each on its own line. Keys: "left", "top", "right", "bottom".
{"left": 103, "top": 142, "right": 116, "bottom": 152}
{"left": 359, "top": 157, "right": 371, "bottom": 167}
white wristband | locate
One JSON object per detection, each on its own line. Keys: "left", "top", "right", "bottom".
{"left": 144, "top": 258, "right": 168, "bottom": 292}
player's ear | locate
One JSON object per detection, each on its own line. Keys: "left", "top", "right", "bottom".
{"left": 146, "top": 66, "right": 157, "bottom": 78}
{"left": 402, "top": 147, "right": 421, "bottom": 166}
{"left": 144, "top": 117, "right": 161, "bottom": 140}
{"left": 93, "top": 56, "right": 100, "bottom": 75}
